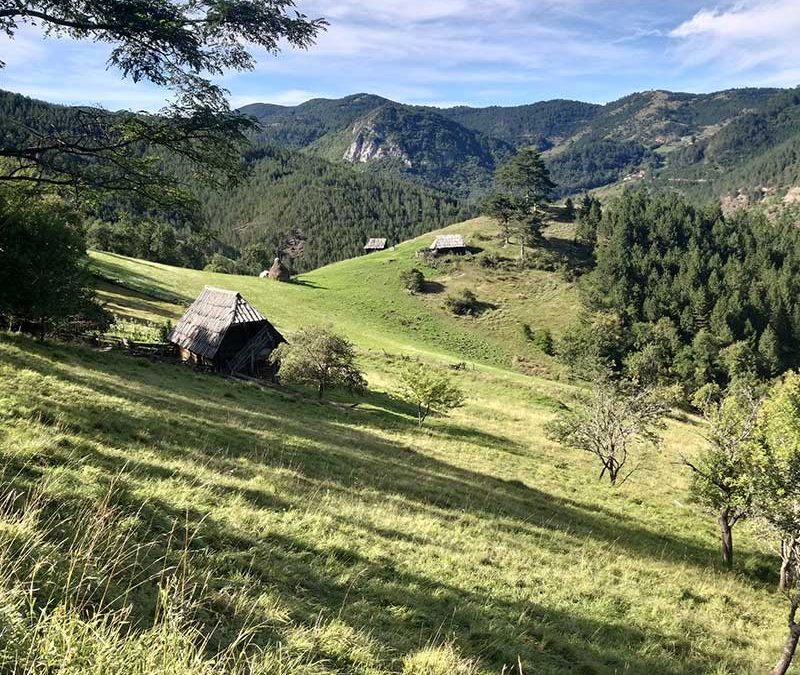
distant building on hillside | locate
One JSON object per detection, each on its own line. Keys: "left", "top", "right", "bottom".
{"left": 364, "top": 238, "right": 388, "bottom": 252}
{"left": 168, "top": 286, "right": 285, "bottom": 377}
{"left": 429, "top": 234, "right": 466, "bottom": 255}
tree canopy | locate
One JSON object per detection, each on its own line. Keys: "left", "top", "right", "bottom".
{"left": 0, "top": 0, "right": 326, "bottom": 208}
{"left": 271, "top": 326, "right": 367, "bottom": 400}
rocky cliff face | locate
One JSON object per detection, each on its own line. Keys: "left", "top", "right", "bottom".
{"left": 344, "top": 124, "right": 412, "bottom": 167}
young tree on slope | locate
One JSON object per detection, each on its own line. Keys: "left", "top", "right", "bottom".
{"left": 750, "top": 373, "right": 800, "bottom": 675}
{"left": 683, "top": 381, "right": 762, "bottom": 569}
{"left": 271, "top": 327, "right": 367, "bottom": 400}
{"left": 482, "top": 192, "right": 515, "bottom": 245}
{"left": 547, "top": 381, "right": 675, "bottom": 485}
{"left": 0, "top": 1, "right": 326, "bottom": 208}
{"left": 397, "top": 362, "right": 465, "bottom": 427}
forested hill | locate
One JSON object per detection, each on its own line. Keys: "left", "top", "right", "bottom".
{"left": 7, "top": 85, "right": 800, "bottom": 273}
{"left": 200, "top": 144, "right": 469, "bottom": 272}
{"left": 241, "top": 86, "right": 800, "bottom": 201}
{"left": 0, "top": 89, "right": 469, "bottom": 273}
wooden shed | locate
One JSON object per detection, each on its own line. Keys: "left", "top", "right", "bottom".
{"left": 429, "top": 234, "right": 466, "bottom": 255}
{"left": 168, "top": 286, "right": 285, "bottom": 377}
{"left": 364, "top": 238, "right": 387, "bottom": 252}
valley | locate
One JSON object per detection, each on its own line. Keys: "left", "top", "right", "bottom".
{"left": 0, "top": 214, "right": 788, "bottom": 673}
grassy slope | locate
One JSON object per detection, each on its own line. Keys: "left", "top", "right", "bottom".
{"left": 0, "top": 217, "right": 788, "bottom": 673}
{"left": 91, "top": 217, "right": 580, "bottom": 372}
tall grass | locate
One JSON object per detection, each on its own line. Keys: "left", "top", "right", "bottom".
{"left": 0, "top": 482, "right": 322, "bottom": 674}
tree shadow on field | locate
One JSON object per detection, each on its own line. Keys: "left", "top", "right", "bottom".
{"left": 91, "top": 256, "right": 191, "bottom": 305}
{"left": 290, "top": 277, "right": 326, "bottom": 289}
{"left": 0, "top": 340, "right": 766, "bottom": 577}
{"left": 94, "top": 280, "right": 180, "bottom": 321}
{"left": 0, "top": 337, "right": 773, "bottom": 674}
{"left": 541, "top": 235, "right": 593, "bottom": 273}
{"left": 422, "top": 280, "right": 445, "bottom": 294}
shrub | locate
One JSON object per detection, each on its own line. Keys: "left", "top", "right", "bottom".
{"left": 271, "top": 326, "right": 367, "bottom": 399}
{"left": 445, "top": 289, "right": 481, "bottom": 316}
{"left": 400, "top": 268, "right": 425, "bottom": 294}
{"left": 397, "top": 362, "right": 466, "bottom": 427}
{"left": 532, "top": 328, "right": 555, "bottom": 355}
{"left": 522, "top": 322, "right": 554, "bottom": 353}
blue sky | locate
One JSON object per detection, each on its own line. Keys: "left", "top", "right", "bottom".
{"left": 2, "top": 0, "right": 799, "bottom": 110}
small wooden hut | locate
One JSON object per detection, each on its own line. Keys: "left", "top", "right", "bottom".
{"left": 168, "top": 286, "right": 285, "bottom": 376}
{"left": 268, "top": 257, "right": 291, "bottom": 282}
{"left": 429, "top": 234, "right": 466, "bottom": 255}
{"left": 364, "top": 238, "right": 387, "bottom": 252}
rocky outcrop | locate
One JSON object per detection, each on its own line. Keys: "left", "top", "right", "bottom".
{"left": 344, "top": 128, "right": 412, "bottom": 167}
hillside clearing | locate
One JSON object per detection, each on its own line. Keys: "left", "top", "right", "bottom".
{"left": 0, "top": 216, "right": 791, "bottom": 673}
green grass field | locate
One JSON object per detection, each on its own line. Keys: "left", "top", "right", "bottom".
{"left": 90, "top": 217, "right": 580, "bottom": 373}
{"left": 0, "top": 217, "right": 790, "bottom": 673}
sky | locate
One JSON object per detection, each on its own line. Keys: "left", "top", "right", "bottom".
{"left": 1, "top": 0, "right": 799, "bottom": 110}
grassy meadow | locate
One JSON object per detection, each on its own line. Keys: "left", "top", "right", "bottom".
{"left": 0, "top": 217, "right": 791, "bottom": 673}
{"left": 90, "top": 217, "right": 581, "bottom": 373}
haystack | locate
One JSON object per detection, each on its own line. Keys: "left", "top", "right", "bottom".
{"left": 268, "top": 257, "right": 291, "bottom": 282}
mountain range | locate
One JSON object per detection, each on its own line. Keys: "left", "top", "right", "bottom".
{"left": 4, "top": 85, "right": 800, "bottom": 272}
{"left": 241, "top": 86, "right": 800, "bottom": 202}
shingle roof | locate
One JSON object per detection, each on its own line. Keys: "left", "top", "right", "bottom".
{"left": 429, "top": 234, "right": 465, "bottom": 250}
{"left": 364, "top": 238, "right": 387, "bottom": 250}
{"left": 168, "top": 286, "right": 269, "bottom": 359}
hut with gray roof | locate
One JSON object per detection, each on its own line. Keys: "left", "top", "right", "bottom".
{"left": 168, "top": 286, "right": 285, "bottom": 377}
{"left": 429, "top": 234, "right": 466, "bottom": 255}
{"left": 364, "top": 238, "right": 387, "bottom": 252}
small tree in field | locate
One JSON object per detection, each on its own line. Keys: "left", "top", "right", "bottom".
{"left": 750, "top": 372, "right": 800, "bottom": 675}
{"left": 547, "top": 382, "right": 675, "bottom": 485}
{"left": 683, "top": 381, "right": 762, "bottom": 569}
{"left": 271, "top": 327, "right": 366, "bottom": 400}
{"left": 563, "top": 197, "right": 576, "bottom": 221}
{"left": 482, "top": 192, "right": 516, "bottom": 245}
{"left": 397, "top": 363, "right": 465, "bottom": 427}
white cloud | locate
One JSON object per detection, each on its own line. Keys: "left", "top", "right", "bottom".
{"left": 669, "top": 0, "right": 800, "bottom": 81}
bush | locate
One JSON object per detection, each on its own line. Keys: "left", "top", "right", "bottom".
{"left": 397, "top": 362, "right": 466, "bottom": 427}
{"left": 271, "top": 326, "right": 367, "bottom": 399}
{"left": 400, "top": 268, "right": 425, "bottom": 293}
{"left": 522, "top": 323, "right": 554, "bottom": 355}
{"left": 445, "top": 289, "right": 481, "bottom": 316}
{"left": 0, "top": 189, "right": 108, "bottom": 338}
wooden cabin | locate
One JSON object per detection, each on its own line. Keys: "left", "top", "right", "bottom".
{"left": 429, "top": 234, "right": 466, "bottom": 255}
{"left": 364, "top": 238, "right": 387, "bottom": 252}
{"left": 168, "top": 286, "right": 285, "bottom": 377}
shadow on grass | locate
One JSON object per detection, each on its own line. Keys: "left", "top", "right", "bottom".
{"left": 422, "top": 280, "right": 445, "bottom": 294}
{"left": 91, "top": 255, "right": 191, "bottom": 305}
{"left": 94, "top": 280, "right": 180, "bottom": 321}
{"left": 290, "top": 277, "right": 327, "bottom": 289}
{"left": 541, "top": 235, "right": 594, "bottom": 273}
{"left": 0, "top": 336, "right": 776, "bottom": 674}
